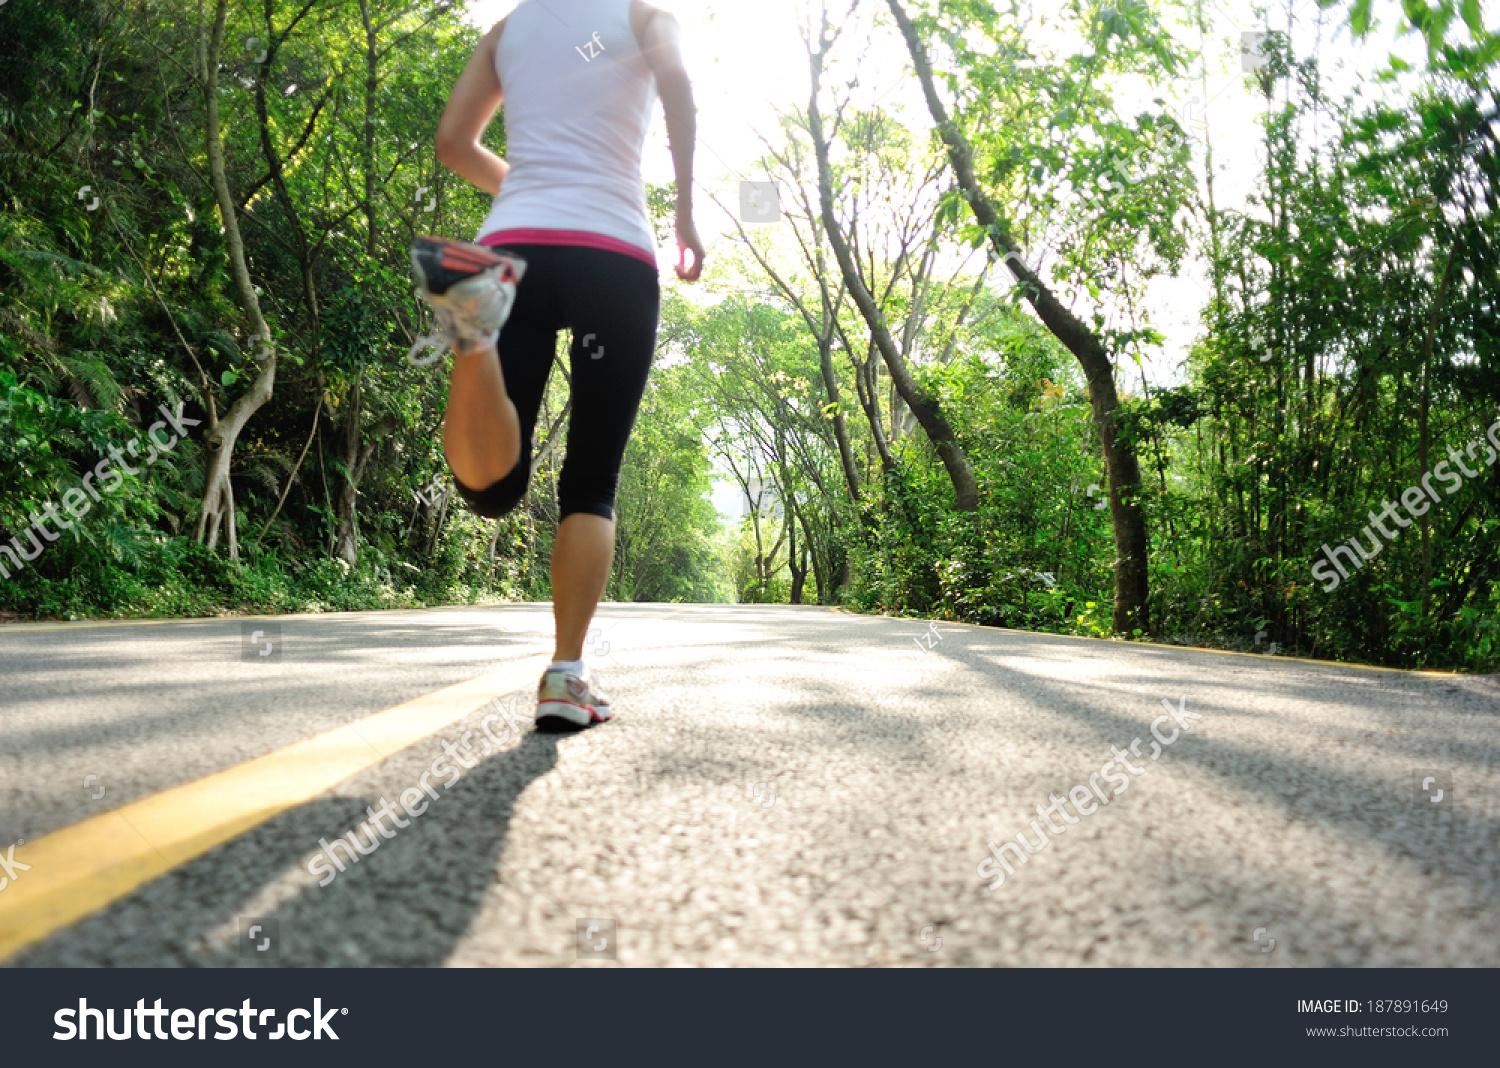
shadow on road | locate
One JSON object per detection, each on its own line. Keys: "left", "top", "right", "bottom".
{"left": 10, "top": 728, "right": 561, "bottom": 967}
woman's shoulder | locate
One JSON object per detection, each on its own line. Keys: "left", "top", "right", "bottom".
{"left": 629, "top": 0, "right": 679, "bottom": 36}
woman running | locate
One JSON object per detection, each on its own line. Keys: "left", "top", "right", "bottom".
{"left": 408, "top": 0, "right": 704, "bottom": 729}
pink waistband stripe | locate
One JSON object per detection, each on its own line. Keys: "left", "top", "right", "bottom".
{"left": 479, "top": 228, "right": 658, "bottom": 269}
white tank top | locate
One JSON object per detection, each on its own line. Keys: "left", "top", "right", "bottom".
{"left": 476, "top": 0, "right": 659, "bottom": 263}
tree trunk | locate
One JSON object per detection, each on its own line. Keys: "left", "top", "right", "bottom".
{"left": 425, "top": 488, "right": 452, "bottom": 562}
{"left": 487, "top": 519, "right": 504, "bottom": 566}
{"left": 254, "top": 395, "right": 322, "bottom": 548}
{"left": 887, "top": 0, "right": 1149, "bottom": 635}
{"left": 1418, "top": 244, "right": 1460, "bottom": 608}
{"left": 250, "top": 0, "right": 325, "bottom": 327}
{"left": 797, "top": 504, "right": 826, "bottom": 604}
{"left": 805, "top": 25, "right": 979, "bottom": 512}
{"left": 333, "top": 372, "right": 373, "bottom": 567}
{"left": 847, "top": 334, "right": 896, "bottom": 474}
{"left": 819, "top": 333, "right": 862, "bottom": 504}
{"left": 530, "top": 398, "right": 572, "bottom": 477}
{"left": 787, "top": 514, "right": 806, "bottom": 605}
{"left": 193, "top": 0, "right": 276, "bottom": 559}
{"left": 360, "top": 0, "right": 380, "bottom": 257}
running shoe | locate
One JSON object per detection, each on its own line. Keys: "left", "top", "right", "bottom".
{"left": 534, "top": 666, "right": 614, "bottom": 729}
{"left": 408, "top": 236, "right": 527, "bottom": 367}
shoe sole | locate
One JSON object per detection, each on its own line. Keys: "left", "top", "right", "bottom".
{"left": 411, "top": 237, "right": 523, "bottom": 296}
{"left": 535, "top": 700, "right": 612, "bottom": 729}
{"left": 407, "top": 270, "right": 524, "bottom": 368}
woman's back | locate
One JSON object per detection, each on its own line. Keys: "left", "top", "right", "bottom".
{"left": 478, "top": 0, "right": 658, "bottom": 260}
{"left": 412, "top": 0, "right": 700, "bottom": 728}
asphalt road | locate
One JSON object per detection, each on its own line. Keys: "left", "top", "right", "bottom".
{"left": 1, "top": 603, "right": 1497, "bottom": 967}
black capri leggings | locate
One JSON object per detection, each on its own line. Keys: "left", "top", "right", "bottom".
{"left": 451, "top": 243, "right": 660, "bottom": 522}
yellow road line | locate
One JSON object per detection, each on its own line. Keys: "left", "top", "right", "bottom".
{"left": 0, "top": 655, "right": 548, "bottom": 963}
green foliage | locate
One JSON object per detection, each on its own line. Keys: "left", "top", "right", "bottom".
{"left": 611, "top": 364, "right": 730, "bottom": 604}
{"left": 847, "top": 332, "right": 1111, "bottom": 633}
{"left": 0, "top": 0, "right": 723, "bottom": 621}
{"left": 2, "top": 0, "right": 1498, "bottom": 676}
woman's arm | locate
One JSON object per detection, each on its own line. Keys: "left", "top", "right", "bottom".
{"left": 633, "top": 3, "right": 705, "bottom": 281}
{"left": 435, "top": 19, "right": 510, "bottom": 196}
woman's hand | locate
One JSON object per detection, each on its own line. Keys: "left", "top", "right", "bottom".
{"left": 675, "top": 212, "right": 705, "bottom": 282}
{"left": 638, "top": 8, "right": 701, "bottom": 282}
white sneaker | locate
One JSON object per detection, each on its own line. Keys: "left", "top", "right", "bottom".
{"left": 408, "top": 236, "right": 527, "bottom": 367}
{"left": 535, "top": 666, "right": 614, "bottom": 728}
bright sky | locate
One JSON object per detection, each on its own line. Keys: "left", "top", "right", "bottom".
{"left": 460, "top": 0, "right": 1465, "bottom": 517}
